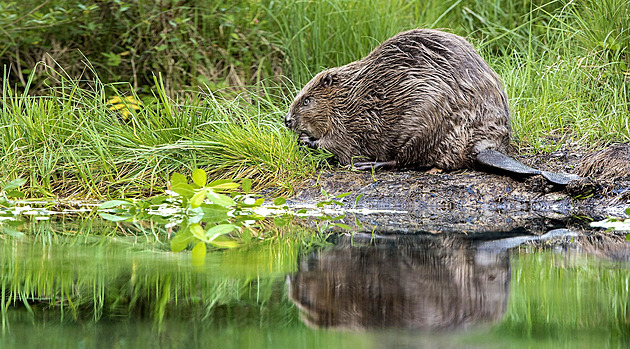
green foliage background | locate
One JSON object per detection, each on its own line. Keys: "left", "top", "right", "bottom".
{"left": 2, "top": 0, "right": 628, "bottom": 91}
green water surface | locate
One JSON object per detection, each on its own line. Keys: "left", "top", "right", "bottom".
{"left": 1, "top": 219, "right": 629, "bottom": 348}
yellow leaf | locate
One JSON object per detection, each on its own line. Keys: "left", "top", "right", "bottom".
{"left": 106, "top": 96, "right": 122, "bottom": 104}
{"left": 108, "top": 104, "right": 126, "bottom": 110}
{"left": 124, "top": 96, "right": 141, "bottom": 104}
{"left": 210, "top": 239, "right": 239, "bottom": 249}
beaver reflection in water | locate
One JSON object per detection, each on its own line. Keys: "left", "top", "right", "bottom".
{"left": 287, "top": 234, "right": 510, "bottom": 330}
{"left": 285, "top": 29, "right": 578, "bottom": 185}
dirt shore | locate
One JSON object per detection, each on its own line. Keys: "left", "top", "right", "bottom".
{"left": 288, "top": 144, "right": 630, "bottom": 236}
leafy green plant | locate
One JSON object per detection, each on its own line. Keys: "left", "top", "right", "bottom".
{"left": 99, "top": 169, "right": 275, "bottom": 254}
{"left": 310, "top": 188, "right": 355, "bottom": 231}
{"left": 98, "top": 169, "right": 356, "bottom": 262}
{"left": 1, "top": 67, "right": 327, "bottom": 198}
{"left": 0, "top": 178, "right": 27, "bottom": 237}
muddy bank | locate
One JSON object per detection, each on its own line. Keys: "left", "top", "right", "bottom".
{"left": 288, "top": 145, "right": 630, "bottom": 235}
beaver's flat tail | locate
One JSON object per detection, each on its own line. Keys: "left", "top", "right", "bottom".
{"left": 475, "top": 149, "right": 580, "bottom": 185}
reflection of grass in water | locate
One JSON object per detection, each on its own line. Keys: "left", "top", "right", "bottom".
{"left": 4, "top": 222, "right": 630, "bottom": 346}
{"left": 0, "top": 221, "right": 323, "bottom": 330}
{"left": 497, "top": 252, "right": 630, "bottom": 340}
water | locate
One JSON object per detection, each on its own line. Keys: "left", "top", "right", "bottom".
{"left": 1, "top": 218, "right": 629, "bottom": 348}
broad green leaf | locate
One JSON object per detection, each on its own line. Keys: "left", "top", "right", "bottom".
{"left": 192, "top": 169, "right": 207, "bottom": 187}
{"left": 98, "top": 213, "right": 133, "bottom": 222}
{"left": 274, "top": 216, "right": 288, "bottom": 227}
{"left": 170, "top": 172, "right": 187, "bottom": 187}
{"left": 99, "top": 200, "right": 133, "bottom": 209}
{"left": 207, "top": 179, "right": 234, "bottom": 187}
{"left": 626, "top": 208, "right": 630, "bottom": 216}
{"left": 170, "top": 227, "right": 193, "bottom": 252}
{"left": 335, "top": 192, "right": 351, "bottom": 199}
{"left": 190, "top": 223, "right": 206, "bottom": 241}
{"left": 1, "top": 226, "right": 25, "bottom": 238}
{"left": 171, "top": 183, "right": 195, "bottom": 200}
{"left": 254, "top": 198, "right": 265, "bottom": 206}
{"left": 206, "top": 190, "right": 235, "bottom": 207}
{"left": 206, "top": 224, "right": 236, "bottom": 242}
{"left": 333, "top": 223, "right": 352, "bottom": 230}
{"left": 273, "top": 197, "right": 286, "bottom": 205}
{"left": 150, "top": 195, "right": 169, "bottom": 205}
{"left": 171, "top": 238, "right": 187, "bottom": 252}
{"left": 199, "top": 204, "right": 231, "bottom": 223}
{"left": 2, "top": 178, "right": 26, "bottom": 191}
{"left": 5, "top": 190, "right": 24, "bottom": 198}
{"left": 242, "top": 178, "right": 252, "bottom": 194}
{"left": 209, "top": 182, "right": 240, "bottom": 191}
{"left": 192, "top": 242, "right": 207, "bottom": 265}
{"left": 190, "top": 190, "right": 206, "bottom": 208}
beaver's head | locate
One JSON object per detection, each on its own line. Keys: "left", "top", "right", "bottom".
{"left": 285, "top": 69, "right": 340, "bottom": 148}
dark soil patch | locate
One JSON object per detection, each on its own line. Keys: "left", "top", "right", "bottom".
{"left": 288, "top": 144, "right": 630, "bottom": 240}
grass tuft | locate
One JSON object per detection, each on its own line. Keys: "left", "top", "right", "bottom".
{"left": 1, "top": 67, "right": 330, "bottom": 198}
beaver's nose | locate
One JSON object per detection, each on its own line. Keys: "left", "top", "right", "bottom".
{"left": 284, "top": 112, "right": 294, "bottom": 129}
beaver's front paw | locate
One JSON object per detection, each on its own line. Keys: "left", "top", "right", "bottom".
{"left": 298, "top": 133, "right": 319, "bottom": 149}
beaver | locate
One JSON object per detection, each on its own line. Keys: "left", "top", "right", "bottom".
{"left": 285, "top": 29, "right": 579, "bottom": 185}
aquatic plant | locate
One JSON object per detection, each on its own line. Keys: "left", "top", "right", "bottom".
{"left": 99, "top": 169, "right": 282, "bottom": 255}
{"left": 98, "top": 169, "right": 351, "bottom": 261}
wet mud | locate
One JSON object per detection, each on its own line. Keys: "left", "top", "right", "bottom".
{"left": 288, "top": 145, "right": 630, "bottom": 237}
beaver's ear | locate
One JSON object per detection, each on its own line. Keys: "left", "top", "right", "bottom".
{"left": 321, "top": 72, "right": 337, "bottom": 88}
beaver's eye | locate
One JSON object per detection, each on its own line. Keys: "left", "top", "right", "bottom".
{"left": 303, "top": 98, "right": 311, "bottom": 106}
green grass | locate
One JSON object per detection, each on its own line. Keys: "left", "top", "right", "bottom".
{"left": 1, "top": 70, "right": 329, "bottom": 198}
{"left": 0, "top": 218, "right": 325, "bottom": 328}
{"left": 0, "top": 0, "right": 629, "bottom": 198}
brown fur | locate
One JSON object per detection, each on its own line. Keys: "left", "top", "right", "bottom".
{"left": 285, "top": 29, "right": 511, "bottom": 170}
{"left": 577, "top": 144, "right": 630, "bottom": 179}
